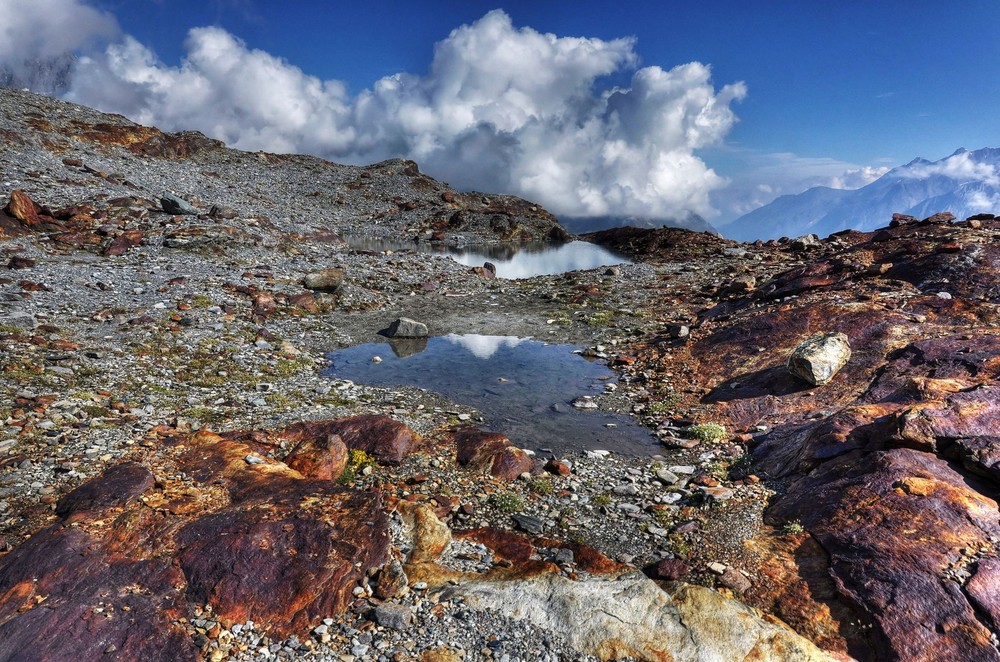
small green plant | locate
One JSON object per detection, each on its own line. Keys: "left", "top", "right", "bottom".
{"left": 685, "top": 423, "right": 727, "bottom": 443}
{"left": 592, "top": 492, "right": 612, "bottom": 507}
{"left": 489, "top": 491, "right": 525, "bottom": 513}
{"left": 586, "top": 310, "right": 615, "bottom": 327}
{"left": 528, "top": 477, "right": 555, "bottom": 496}
{"left": 645, "top": 395, "right": 681, "bottom": 415}
{"left": 782, "top": 520, "right": 805, "bottom": 535}
{"left": 190, "top": 294, "right": 213, "bottom": 309}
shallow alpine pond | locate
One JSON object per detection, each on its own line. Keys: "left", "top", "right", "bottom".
{"left": 324, "top": 334, "right": 659, "bottom": 456}
{"left": 345, "top": 237, "right": 629, "bottom": 279}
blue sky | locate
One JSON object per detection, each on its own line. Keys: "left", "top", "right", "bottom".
{"left": 6, "top": 0, "right": 1000, "bottom": 230}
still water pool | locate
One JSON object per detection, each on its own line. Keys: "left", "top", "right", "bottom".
{"left": 325, "top": 334, "right": 658, "bottom": 456}
{"left": 346, "top": 238, "right": 629, "bottom": 279}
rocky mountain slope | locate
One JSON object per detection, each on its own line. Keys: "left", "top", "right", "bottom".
{"left": 1, "top": 87, "right": 999, "bottom": 662}
{"left": 728, "top": 147, "right": 1000, "bottom": 240}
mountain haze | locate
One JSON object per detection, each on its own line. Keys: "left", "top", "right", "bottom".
{"left": 727, "top": 147, "right": 1000, "bottom": 240}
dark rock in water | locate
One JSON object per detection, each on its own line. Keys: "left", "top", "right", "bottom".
{"left": 388, "top": 337, "right": 428, "bottom": 358}
{"left": 302, "top": 267, "right": 345, "bottom": 292}
{"left": 160, "top": 192, "right": 197, "bottom": 215}
{"left": 278, "top": 415, "right": 420, "bottom": 465}
{"left": 384, "top": 316, "right": 428, "bottom": 338}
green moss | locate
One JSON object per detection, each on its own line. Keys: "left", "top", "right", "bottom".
{"left": 190, "top": 295, "right": 213, "bottom": 308}
{"left": 782, "top": 520, "right": 805, "bottom": 535}
{"left": 592, "top": 492, "right": 612, "bottom": 507}
{"left": 586, "top": 310, "right": 615, "bottom": 327}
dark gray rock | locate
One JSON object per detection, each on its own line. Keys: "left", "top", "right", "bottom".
{"left": 161, "top": 193, "right": 198, "bottom": 215}
{"left": 384, "top": 317, "right": 428, "bottom": 338}
{"left": 373, "top": 603, "right": 412, "bottom": 630}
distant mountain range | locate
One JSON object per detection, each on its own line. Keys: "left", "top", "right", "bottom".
{"left": 563, "top": 211, "right": 718, "bottom": 235}
{"left": 726, "top": 147, "right": 1000, "bottom": 241}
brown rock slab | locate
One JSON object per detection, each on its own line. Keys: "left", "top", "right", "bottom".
{"left": 451, "top": 426, "right": 532, "bottom": 479}
{"left": 279, "top": 415, "right": 419, "bottom": 465}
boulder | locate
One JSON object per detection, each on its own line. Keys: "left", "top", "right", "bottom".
{"left": 385, "top": 317, "right": 428, "bottom": 338}
{"left": 438, "top": 573, "right": 833, "bottom": 662}
{"left": 302, "top": 267, "right": 345, "bottom": 293}
{"left": 160, "top": 193, "right": 197, "bottom": 215}
{"left": 787, "top": 332, "right": 851, "bottom": 386}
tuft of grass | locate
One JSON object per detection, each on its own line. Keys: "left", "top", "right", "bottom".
{"left": 592, "top": 492, "right": 612, "bottom": 507}
{"left": 685, "top": 423, "right": 727, "bottom": 443}
{"left": 489, "top": 491, "right": 525, "bottom": 513}
{"left": 586, "top": 310, "right": 615, "bottom": 327}
{"left": 528, "top": 477, "right": 555, "bottom": 496}
{"left": 782, "top": 520, "right": 805, "bottom": 535}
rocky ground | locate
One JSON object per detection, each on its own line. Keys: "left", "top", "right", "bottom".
{"left": 0, "top": 87, "right": 999, "bottom": 662}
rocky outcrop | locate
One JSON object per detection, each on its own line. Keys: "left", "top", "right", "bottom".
{"left": 0, "top": 425, "right": 393, "bottom": 660}
{"left": 649, "top": 218, "right": 1000, "bottom": 661}
{"left": 451, "top": 426, "right": 535, "bottom": 479}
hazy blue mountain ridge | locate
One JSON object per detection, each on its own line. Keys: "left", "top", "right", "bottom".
{"left": 728, "top": 147, "right": 1000, "bottom": 241}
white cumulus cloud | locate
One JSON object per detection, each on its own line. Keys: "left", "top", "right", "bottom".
{"left": 902, "top": 150, "right": 1000, "bottom": 187}
{"left": 0, "top": 0, "right": 118, "bottom": 92}
{"left": 60, "top": 9, "right": 744, "bottom": 222}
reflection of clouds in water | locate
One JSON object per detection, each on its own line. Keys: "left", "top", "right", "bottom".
{"left": 448, "top": 241, "right": 628, "bottom": 279}
{"left": 443, "top": 333, "right": 527, "bottom": 359}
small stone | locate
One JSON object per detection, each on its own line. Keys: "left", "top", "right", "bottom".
{"left": 571, "top": 396, "right": 598, "bottom": 409}
{"left": 373, "top": 603, "right": 412, "bottom": 630}
{"left": 719, "top": 567, "right": 752, "bottom": 593}
{"left": 651, "top": 558, "right": 690, "bottom": 580}
{"left": 655, "top": 469, "right": 679, "bottom": 484}
{"left": 667, "top": 324, "right": 690, "bottom": 339}
{"left": 245, "top": 454, "right": 265, "bottom": 465}
{"left": 613, "top": 483, "right": 638, "bottom": 496}
{"left": 937, "top": 291, "right": 953, "bottom": 300}
{"left": 511, "top": 513, "right": 545, "bottom": 535}
{"left": 708, "top": 562, "right": 728, "bottom": 575}
{"left": 302, "top": 268, "right": 345, "bottom": 293}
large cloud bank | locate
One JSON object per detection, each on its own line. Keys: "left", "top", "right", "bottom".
{"left": 0, "top": 0, "right": 117, "bottom": 93}
{"left": 29, "top": 6, "right": 744, "bottom": 221}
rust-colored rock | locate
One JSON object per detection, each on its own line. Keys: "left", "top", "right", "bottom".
{"left": 451, "top": 426, "right": 532, "bottom": 478}
{"left": 0, "top": 422, "right": 395, "bottom": 657}
{"left": 279, "top": 415, "right": 419, "bottom": 465}
{"left": 284, "top": 433, "right": 348, "bottom": 480}
{"left": 103, "top": 229, "right": 144, "bottom": 256}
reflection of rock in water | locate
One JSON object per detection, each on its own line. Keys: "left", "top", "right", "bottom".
{"left": 388, "top": 337, "right": 429, "bottom": 358}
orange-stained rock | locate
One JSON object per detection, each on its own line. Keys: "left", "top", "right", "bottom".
{"left": 279, "top": 415, "right": 419, "bottom": 465}
{"left": 285, "top": 433, "right": 348, "bottom": 480}
{"left": 0, "top": 423, "right": 393, "bottom": 658}
{"left": 451, "top": 426, "right": 533, "bottom": 479}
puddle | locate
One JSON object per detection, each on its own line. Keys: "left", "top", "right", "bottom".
{"left": 345, "top": 237, "right": 629, "bottom": 279}
{"left": 325, "top": 334, "right": 659, "bottom": 456}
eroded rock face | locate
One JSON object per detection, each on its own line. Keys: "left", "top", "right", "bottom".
{"left": 0, "top": 424, "right": 393, "bottom": 659}
{"left": 654, "top": 221, "right": 1000, "bottom": 661}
